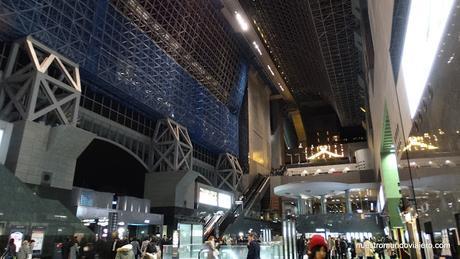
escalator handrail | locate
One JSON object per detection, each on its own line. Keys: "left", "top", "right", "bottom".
{"left": 243, "top": 176, "right": 270, "bottom": 216}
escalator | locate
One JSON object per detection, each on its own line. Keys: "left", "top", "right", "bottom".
{"left": 203, "top": 174, "right": 270, "bottom": 239}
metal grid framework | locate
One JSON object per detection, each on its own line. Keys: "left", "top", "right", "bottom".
{"left": 241, "top": 0, "right": 364, "bottom": 126}
{"left": 110, "top": 0, "right": 244, "bottom": 107}
{"left": 0, "top": 0, "right": 248, "bottom": 154}
{"left": 308, "top": 0, "right": 363, "bottom": 126}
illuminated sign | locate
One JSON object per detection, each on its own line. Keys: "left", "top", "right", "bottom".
{"left": 308, "top": 145, "right": 344, "bottom": 160}
{"left": 199, "top": 188, "right": 218, "bottom": 206}
{"left": 198, "top": 186, "right": 233, "bottom": 209}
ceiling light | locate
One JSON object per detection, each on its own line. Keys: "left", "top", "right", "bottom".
{"left": 401, "top": 0, "right": 455, "bottom": 118}
{"left": 360, "top": 107, "right": 366, "bottom": 113}
{"left": 252, "top": 41, "right": 262, "bottom": 55}
{"left": 267, "top": 65, "right": 275, "bottom": 76}
{"left": 235, "top": 12, "right": 249, "bottom": 31}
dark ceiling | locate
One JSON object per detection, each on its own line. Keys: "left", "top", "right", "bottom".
{"left": 240, "top": 0, "right": 365, "bottom": 127}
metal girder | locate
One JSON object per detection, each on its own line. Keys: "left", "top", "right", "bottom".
{"left": 150, "top": 118, "right": 193, "bottom": 173}
{"left": 0, "top": 36, "right": 81, "bottom": 126}
{"left": 215, "top": 153, "right": 243, "bottom": 193}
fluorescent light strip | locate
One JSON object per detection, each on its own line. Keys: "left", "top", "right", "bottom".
{"left": 278, "top": 83, "right": 285, "bottom": 92}
{"left": 252, "top": 41, "right": 262, "bottom": 55}
{"left": 234, "top": 12, "right": 249, "bottom": 31}
{"left": 267, "top": 65, "right": 275, "bottom": 76}
{"left": 401, "top": 0, "right": 455, "bottom": 118}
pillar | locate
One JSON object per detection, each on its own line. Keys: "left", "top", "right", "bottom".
{"left": 297, "top": 197, "right": 306, "bottom": 215}
{"left": 381, "top": 153, "right": 403, "bottom": 227}
{"left": 345, "top": 189, "right": 352, "bottom": 213}
{"left": 320, "top": 195, "right": 327, "bottom": 214}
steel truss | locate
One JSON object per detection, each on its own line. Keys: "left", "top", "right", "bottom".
{"left": 241, "top": 0, "right": 364, "bottom": 126}
{"left": 150, "top": 118, "right": 193, "bottom": 173}
{"left": 215, "top": 153, "right": 243, "bottom": 193}
{"left": 0, "top": 36, "right": 80, "bottom": 125}
{"left": 307, "top": 0, "right": 363, "bottom": 126}
{"left": 0, "top": 0, "right": 246, "bottom": 154}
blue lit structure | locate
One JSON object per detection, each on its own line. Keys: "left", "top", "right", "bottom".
{"left": 0, "top": 0, "right": 248, "bottom": 154}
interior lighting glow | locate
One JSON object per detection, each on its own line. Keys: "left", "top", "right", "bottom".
{"left": 252, "top": 41, "right": 262, "bottom": 55}
{"left": 235, "top": 12, "right": 249, "bottom": 31}
{"left": 267, "top": 65, "right": 275, "bottom": 76}
{"left": 277, "top": 83, "right": 285, "bottom": 92}
{"left": 401, "top": 0, "right": 455, "bottom": 118}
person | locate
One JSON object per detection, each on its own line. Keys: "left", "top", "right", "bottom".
{"left": 2, "top": 239, "right": 16, "bottom": 259}
{"left": 363, "top": 238, "right": 374, "bottom": 259}
{"left": 143, "top": 237, "right": 160, "bottom": 259}
{"left": 69, "top": 236, "right": 79, "bottom": 259}
{"left": 111, "top": 237, "right": 121, "bottom": 259}
{"left": 204, "top": 236, "right": 219, "bottom": 259}
{"left": 28, "top": 240, "right": 35, "bottom": 259}
{"left": 130, "top": 237, "right": 141, "bottom": 259}
{"left": 350, "top": 239, "right": 356, "bottom": 259}
{"left": 355, "top": 239, "right": 364, "bottom": 259}
{"left": 17, "top": 240, "right": 30, "bottom": 259}
{"left": 327, "top": 236, "right": 334, "bottom": 259}
{"left": 339, "top": 237, "right": 348, "bottom": 259}
{"left": 140, "top": 237, "right": 150, "bottom": 256}
{"left": 297, "top": 234, "right": 306, "bottom": 259}
{"left": 307, "top": 235, "right": 328, "bottom": 259}
{"left": 61, "top": 237, "right": 72, "bottom": 259}
{"left": 159, "top": 235, "right": 167, "bottom": 255}
{"left": 115, "top": 240, "right": 135, "bottom": 259}
{"left": 246, "top": 233, "right": 260, "bottom": 259}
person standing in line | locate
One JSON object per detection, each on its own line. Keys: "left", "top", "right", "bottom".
{"left": 350, "top": 239, "right": 356, "bottom": 259}
{"left": 307, "top": 235, "right": 328, "bottom": 259}
{"left": 339, "top": 237, "right": 348, "bottom": 259}
{"left": 297, "top": 234, "right": 306, "bottom": 259}
{"left": 327, "top": 236, "right": 334, "bottom": 259}
{"left": 246, "top": 233, "right": 260, "bottom": 259}
{"left": 355, "top": 239, "right": 364, "bottom": 259}
{"left": 363, "top": 238, "right": 374, "bottom": 259}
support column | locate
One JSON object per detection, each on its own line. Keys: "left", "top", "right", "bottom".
{"left": 306, "top": 199, "right": 313, "bottom": 215}
{"left": 297, "top": 197, "right": 305, "bottom": 215}
{"left": 381, "top": 153, "right": 403, "bottom": 227}
{"left": 345, "top": 189, "right": 352, "bottom": 213}
{"left": 320, "top": 195, "right": 327, "bottom": 214}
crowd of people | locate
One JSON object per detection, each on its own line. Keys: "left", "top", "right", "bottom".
{"left": 55, "top": 234, "right": 171, "bottom": 259}
{"left": 203, "top": 232, "right": 261, "bottom": 259}
{"left": 297, "top": 234, "right": 399, "bottom": 259}
{"left": 1, "top": 238, "right": 36, "bottom": 259}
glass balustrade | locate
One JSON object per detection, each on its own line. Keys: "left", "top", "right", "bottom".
{"left": 162, "top": 241, "right": 283, "bottom": 259}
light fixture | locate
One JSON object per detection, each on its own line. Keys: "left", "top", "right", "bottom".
{"left": 278, "top": 83, "right": 285, "bottom": 92}
{"left": 252, "top": 41, "right": 262, "bottom": 55}
{"left": 235, "top": 11, "right": 249, "bottom": 31}
{"left": 360, "top": 107, "right": 366, "bottom": 113}
{"left": 267, "top": 65, "right": 275, "bottom": 76}
{"left": 401, "top": 0, "right": 455, "bottom": 117}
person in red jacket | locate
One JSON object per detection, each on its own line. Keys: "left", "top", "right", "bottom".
{"left": 307, "top": 235, "right": 328, "bottom": 259}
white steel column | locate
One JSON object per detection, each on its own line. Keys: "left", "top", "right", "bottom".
{"left": 0, "top": 36, "right": 81, "bottom": 125}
